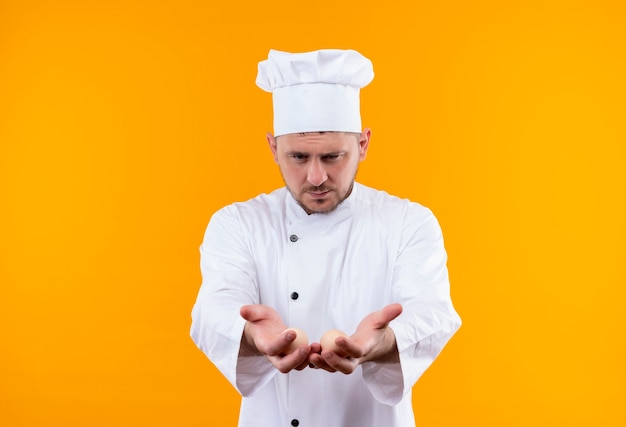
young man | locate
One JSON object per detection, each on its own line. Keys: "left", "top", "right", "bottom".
{"left": 191, "top": 49, "right": 461, "bottom": 427}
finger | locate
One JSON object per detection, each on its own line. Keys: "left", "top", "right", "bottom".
{"left": 381, "top": 303, "right": 403, "bottom": 323}
{"left": 265, "top": 329, "right": 298, "bottom": 356}
{"left": 240, "top": 304, "right": 268, "bottom": 323}
{"left": 308, "top": 352, "right": 336, "bottom": 372}
{"left": 295, "top": 352, "right": 311, "bottom": 371}
{"left": 310, "top": 342, "right": 322, "bottom": 354}
{"left": 321, "top": 350, "right": 357, "bottom": 374}
{"left": 371, "top": 303, "right": 403, "bottom": 329}
{"left": 333, "top": 336, "right": 363, "bottom": 358}
{"left": 272, "top": 345, "right": 311, "bottom": 373}
{"left": 292, "top": 344, "right": 312, "bottom": 370}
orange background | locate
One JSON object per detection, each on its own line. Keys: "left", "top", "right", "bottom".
{"left": 1, "top": 0, "right": 625, "bottom": 425}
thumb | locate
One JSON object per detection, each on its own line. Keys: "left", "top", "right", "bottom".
{"left": 240, "top": 304, "right": 268, "bottom": 323}
{"left": 377, "top": 303, "right": 403, "bottom": 327}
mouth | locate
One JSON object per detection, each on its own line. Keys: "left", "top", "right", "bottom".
{"left": 305, "top": 188, "right": 331, "bottom": 199}
{"left": 307, "top": 190, "right": 330, "bottom": 199}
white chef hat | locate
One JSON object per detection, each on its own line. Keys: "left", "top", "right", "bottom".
{"left": 256, "top": 49, "right": 374, "bottom": 137}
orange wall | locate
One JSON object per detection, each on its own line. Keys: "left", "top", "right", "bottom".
{"left": 1, "top": 1, "right": 625, "bottom": 425}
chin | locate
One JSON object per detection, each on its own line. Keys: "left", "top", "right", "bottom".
{"left": 302, "top": 199, "right": 341, "bottom": 215}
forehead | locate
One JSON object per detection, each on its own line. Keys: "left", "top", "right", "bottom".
{"left": 277, "top": 132, "right": 356, "bottom": 152}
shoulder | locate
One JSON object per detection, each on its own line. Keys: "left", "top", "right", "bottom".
{"left": 353, "top": 183, "right": 436, "bottom": 224}
{"left": 209, "top": 187, "right": 288, "bottom": 229}
{"left": 355, "top": 184, "right": 446, "bottom": 256}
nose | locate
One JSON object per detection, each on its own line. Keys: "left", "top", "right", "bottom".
{"left": 307, "top": 158, "right": 328, "bottom": 187}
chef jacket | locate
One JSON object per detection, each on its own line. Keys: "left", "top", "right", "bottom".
{"left": 191, "top": 182, "right": 461, "bottom": 427}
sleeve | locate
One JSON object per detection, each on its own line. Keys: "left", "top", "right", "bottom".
{"left": 362, "top": 206, "right": 462, "bottom": 405}
{"left": 190, "top": 206, "right": 277, "bottom": 396}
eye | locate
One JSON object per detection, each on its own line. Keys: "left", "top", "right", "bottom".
{"left": 290, "top": 154, "right": 308, "bottom": 162}
{"left": 323, "top": 154, "right": 342, "bottom": 162}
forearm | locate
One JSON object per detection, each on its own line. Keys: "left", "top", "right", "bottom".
{"left": 239, "top": 321, "right": 262, "bottom": 357}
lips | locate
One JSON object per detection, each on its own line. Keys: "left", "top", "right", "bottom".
{"left": 307, "top": 190, "right": 330, "bottom": 199}
{"left": 305, "top": 185, "right": 331, "bottom": 195}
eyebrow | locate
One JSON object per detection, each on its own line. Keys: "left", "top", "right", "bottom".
{"left": 286, "top": 151, "right": 346, "bottom": 157}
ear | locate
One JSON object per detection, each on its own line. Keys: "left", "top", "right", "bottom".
{"left": 358, "top": 128, "right": 371, "bottom": 161}
{"left": 267, "top": 132, "right": 278, "bottom": 163}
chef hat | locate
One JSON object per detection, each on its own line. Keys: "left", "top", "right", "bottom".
{"left": 256, "top": 49, "right": 374, "bottom": 137}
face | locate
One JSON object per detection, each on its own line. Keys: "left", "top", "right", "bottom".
{"left": 267, "top": 130, "right": 370, "bottom": 214}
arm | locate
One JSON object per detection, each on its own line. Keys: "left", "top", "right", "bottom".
{"left": 190, "top": 207, "right": 274, "bottom": 395}
{"left": 190, "top": 206, "right": 312, "bottom": 396}
{"left": 364, "top": 206, "right": 461, "bottom": 405}
{"left": 309, "top": 206, "right": 461, "bottom": 404}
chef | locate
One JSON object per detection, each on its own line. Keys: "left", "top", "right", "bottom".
{"left": 190, "top": 48, "right": 461, "bottom": 427}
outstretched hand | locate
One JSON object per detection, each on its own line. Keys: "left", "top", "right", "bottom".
{"left": 308, "top": 303, "right": 403, "bottom": 374}
{"left": 239, "top": 304, "right": 311, "bottom": 373}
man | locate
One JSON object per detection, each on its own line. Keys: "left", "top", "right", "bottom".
{"left": 191, "top": 49, "right": 461, "bottom": 427}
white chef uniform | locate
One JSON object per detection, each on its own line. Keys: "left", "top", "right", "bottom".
{"left": 191, "top": 182, "right": 461, "bottom": 427}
